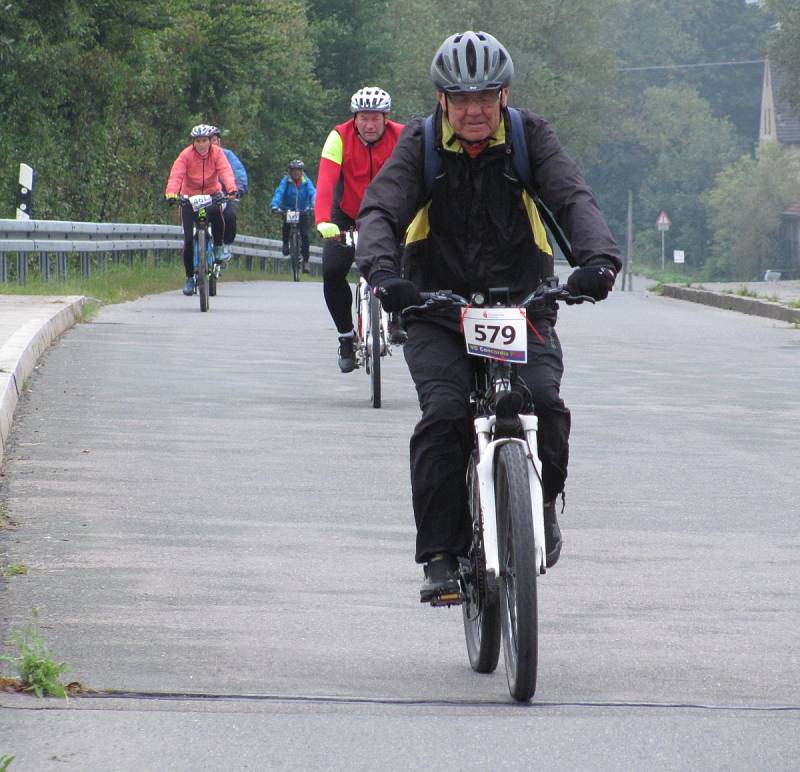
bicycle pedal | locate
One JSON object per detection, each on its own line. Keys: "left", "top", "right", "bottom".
{"left": 428, "top": 592, "right": 464, "bottom": 607}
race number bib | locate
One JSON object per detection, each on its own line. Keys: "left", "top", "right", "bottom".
{"left": 462, "top": 307, "right": 528, "bottom": 363}
{"left": 285, "top": 209, "right": 300, "bottom": 224}
{"left": 189, "top": 194, "right": 213, "bottom": 212}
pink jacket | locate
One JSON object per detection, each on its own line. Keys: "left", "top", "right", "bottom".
{"left": 165, "top": 144, "right": 236, "bottom": 196}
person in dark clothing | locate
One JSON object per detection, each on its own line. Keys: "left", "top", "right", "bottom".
{"left": 355, "top": 31, "right": 622, "bottom": 603}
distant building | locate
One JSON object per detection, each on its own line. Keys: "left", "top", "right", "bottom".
{"left": 760, "top": 58, "right": 800, "bottom": 270}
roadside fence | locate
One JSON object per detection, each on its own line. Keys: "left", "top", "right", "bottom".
{"left": 0, "top": 218, "right": 322, "bottom": 284}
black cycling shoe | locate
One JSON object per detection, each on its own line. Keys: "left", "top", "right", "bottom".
{"left": 301, "top": 260, "right": 310, "bottom": 274}
{"left": 544, "top": 500, "right": 562, "bottom": 567}
{"left": 388, "top": 316, "right": 408, "bottom": 345}
{"left": 338, "top": 335, "right": 356, "bottom": 373}
{"left": 420, "top": 553, "right": 462, "bottom": 605}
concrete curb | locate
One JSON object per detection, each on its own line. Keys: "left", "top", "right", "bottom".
{"left": 0, "top": 296, "right": 87, "bottom": 462}
{"left": 661, "top": 284, "right": 800, "bottom": 324}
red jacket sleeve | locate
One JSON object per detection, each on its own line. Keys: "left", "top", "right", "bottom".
{"left": 314, "top": 156, "right": 341, "bottom": 224}
{"left": 165, "top": 148, "right": 189, "bottom": 195}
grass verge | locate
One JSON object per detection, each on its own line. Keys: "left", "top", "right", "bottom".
{"left": 0, "top": 261, "right": 321, "bottom": 306}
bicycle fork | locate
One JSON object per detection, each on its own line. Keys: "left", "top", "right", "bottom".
{"left": 473, "top": 414, "right": 548, "bottom": 577}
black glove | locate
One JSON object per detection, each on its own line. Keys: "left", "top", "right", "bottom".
{"left": 271, "top": 207, "right": 280, "bottom": 214}
{"left": 566, "top": 265, "right": 617, "bottom": 301}
{"left": 371, "top": 272, "right": 422, "bottom": 312}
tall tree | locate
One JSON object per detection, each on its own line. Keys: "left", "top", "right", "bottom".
{"left": 706, "top": 143, "right": 800, "bottom": 280}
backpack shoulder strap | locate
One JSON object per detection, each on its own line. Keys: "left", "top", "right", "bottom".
{"left": 507, "top": 107, "right": 575, "bottom": 265}
{"left": 422, "top": 113, "right": 442, "bottom": 201}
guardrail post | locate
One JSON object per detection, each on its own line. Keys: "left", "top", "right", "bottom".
{"left": 0, "top": 254, "right": 7, "bottom": 282}
{"left": 39, "top": 252, "right": 49, "bottom": 282}
{"left": 246, "top": 255, "right": 253, "bottom": 271}
{"left": 58, "top": 252, "right": 67, "bottom": 280}
{"left": 17, "top": 252, "right": 27, "bottom": 285}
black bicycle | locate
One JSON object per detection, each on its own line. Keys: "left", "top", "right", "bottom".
{"left": 404, "top": 279, "right": 592, "bottom": 702}
{"left": 275, "top": 208, "right": 308, "bottom": 282}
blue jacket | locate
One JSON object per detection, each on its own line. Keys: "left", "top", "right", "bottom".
{"left": 222, "top": 148, "right": 248, "bottom": 194}
{"left": 271, "top": 175, "right": 316, "bottom": 211}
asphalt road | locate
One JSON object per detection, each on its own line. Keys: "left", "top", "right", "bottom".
{"left": 1, "top": 278, "right": 799, "bottom": 770}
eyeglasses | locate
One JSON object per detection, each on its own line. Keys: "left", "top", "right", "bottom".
{"left": 447, "top": 90, "right": 501, "bottom": 108}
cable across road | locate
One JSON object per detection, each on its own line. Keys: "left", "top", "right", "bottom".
{"left": 5, "top": 689, "right": 799, "bottom": 713}
{"left": 619, "top": 59, "right": 765, "bottom": 72}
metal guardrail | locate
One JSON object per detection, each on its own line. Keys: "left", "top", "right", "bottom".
{"left": 0, "top": 218, "right": 322, "bottom": 284}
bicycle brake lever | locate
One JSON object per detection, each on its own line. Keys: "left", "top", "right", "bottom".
{"left": 563, "top": 294, "right": 596, "bottom": 305}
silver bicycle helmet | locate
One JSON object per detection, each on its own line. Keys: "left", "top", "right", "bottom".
{"left": 350, "top": 87, "right": 392, "bottom": 114}
{"left": 430, "top": 31, "right": 514, "bottom": 92}
{"left": 288, "top": 159, "right": 305, "bottom": 170}
{"left": 190, "top": 124, "right": 217, "bottom": 138}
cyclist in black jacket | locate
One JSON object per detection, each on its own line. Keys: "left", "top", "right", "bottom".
{"left": 355, "top": 31, "right": 622, "bottom": 602}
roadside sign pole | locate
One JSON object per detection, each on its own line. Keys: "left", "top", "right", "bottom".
{"left": 16, "top": 163, "right": 35, "bottom": 220}
{"left": 656, "top": 211, "right": 671, "bottom": 274}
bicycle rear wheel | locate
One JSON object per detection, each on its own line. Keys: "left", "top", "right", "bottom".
{"left": 369, "top": 292, "right": 381, "bottom": 408}
{"left": 462, "top": 452, "right": 501, "bottom": 673}
{"left": 495, "top": 441, "right": 537, "bottom": 702}
{"left": 209, "top": 242, "right": 218, "bottom": 296}
{"left": 290, "top": 227, "right": 301, "bottom": 282}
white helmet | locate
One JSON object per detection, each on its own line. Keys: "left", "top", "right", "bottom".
{"left": 350, "top": 87, "right": 391, "bottom": 114}
{"left": 190, "top": 124, "right": 217, "bottom": 138}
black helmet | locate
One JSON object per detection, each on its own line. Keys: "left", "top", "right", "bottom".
{"left": 430, "top": 31, "right": 514, "bottom": 93}
{"left": 288, "top": 159, "right": 304, "bottom": 171}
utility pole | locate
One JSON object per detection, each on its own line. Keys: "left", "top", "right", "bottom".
{"left": 626, "top": 190, "right": 633, "bottom": 291}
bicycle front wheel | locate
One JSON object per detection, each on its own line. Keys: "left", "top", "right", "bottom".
{"left": 290, "top": 228, "right": 301, "bottom": 282}
{"left": 197, "top": 229, "right": 209, "bottom": 312}
{"left": 495, "top": 441, "right": 537, "bottom": 702}
{"left": 462, "top": 452, "right": 501, "bottom": 673}
{"left": 369, "top": 292, "right": 381, "bottom": 408}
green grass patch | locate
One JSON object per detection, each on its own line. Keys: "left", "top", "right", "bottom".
{"left": 0, "top": 260, "right": 321, "bottom": 306}
{"left": 1, "top": 564, "right": 28, "bottom": 577}
{"left": 0, "top": 755, "right": 15, "bottom": 771}
{"left": 1, "top": 618, "right": 70, "bottom": 698}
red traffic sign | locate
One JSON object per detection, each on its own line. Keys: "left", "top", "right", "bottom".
{"left": 656, "top": 211, "right": 671, "bottom": 231}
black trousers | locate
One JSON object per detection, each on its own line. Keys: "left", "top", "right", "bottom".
{"left": 281, "top": 212, "right": 311, "bottom": 260}
{"left": 322, "top": 238, "right": 355, "bottom": 334}
{"left": 222, "top": 199, "right": 237, "bottom": 245}
{"left": 180, "top": 202, "right": 225, "bottom": 278}
{"left": 403, "top": 318, "right": 570, "bottom": 564}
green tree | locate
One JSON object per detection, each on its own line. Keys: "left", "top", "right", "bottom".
{"left": 706, "top": 142, "right": 800, "bottom": 280}
{"left": 632, "top": 86, "right": 744, "bottom": 270}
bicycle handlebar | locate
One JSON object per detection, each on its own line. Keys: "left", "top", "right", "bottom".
{"left": 403, "top": 282, "right": 594, "bottom": 316}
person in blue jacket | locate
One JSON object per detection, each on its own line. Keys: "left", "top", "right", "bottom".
{"left": 212, "top": 128, "right": 249, "bottom": 260}
{"left": 271, "top": 159, "right": 316, "bottom": 273}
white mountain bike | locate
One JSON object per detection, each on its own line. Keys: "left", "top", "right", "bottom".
{"left": 404, "top": 279, "right": 593, "bottom": 702}
{"left": 346, "top": 230, "right": 392, "bottom": 408}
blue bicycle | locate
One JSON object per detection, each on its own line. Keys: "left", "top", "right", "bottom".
{"left": 181, "top": 194, "right": 225, "bottom": 311}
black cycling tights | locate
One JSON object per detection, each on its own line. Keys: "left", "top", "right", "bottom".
{"left": 180, "top": 203, "right": 225, "bottom": 278}
{"left": 322, "top": 239, "right": 355, "bottom": 334}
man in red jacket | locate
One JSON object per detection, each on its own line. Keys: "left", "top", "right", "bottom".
{"left": 165, "top": 124, "right": 237, "bottom": 296}
{"left": 315, "top": 87, "right": 404, "bottom": 372}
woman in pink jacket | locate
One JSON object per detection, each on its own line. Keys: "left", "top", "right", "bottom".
{"left": 165, "top": 124, "right": 238, "bottom": 295}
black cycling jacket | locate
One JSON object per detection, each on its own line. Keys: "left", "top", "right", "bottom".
{"left": 355, "top": 106, "right": 622, "bottom": 302}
